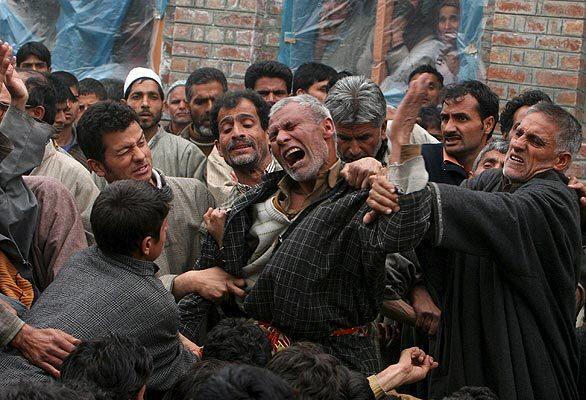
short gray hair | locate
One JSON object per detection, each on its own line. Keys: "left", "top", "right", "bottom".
{"left": 472, "top": 139, "right": 509, "bottom": 172}
{"left": 269, "top": 94, "right": 332, "bottom": 123}
{"left": 526, "top": 102, "right": 582, "bottom": 155}
{"left": 324, "top": 76, "right": 387, "bottom": 127}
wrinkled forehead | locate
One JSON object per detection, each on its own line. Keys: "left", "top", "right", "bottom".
{"left": 269, "top": 102, "right": 309, "bottom": 126}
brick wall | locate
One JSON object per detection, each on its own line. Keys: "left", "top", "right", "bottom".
{"left": 160, "top": 0, "right": 282, "bottom": 89}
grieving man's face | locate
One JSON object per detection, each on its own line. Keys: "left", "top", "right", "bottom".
{"left": 336, "top": 122, "right": 385, "bottom": 162}
{"left": 216, "top": 98, "right": 269, "bottom": 169}
{"left": 89, "top": 121, "right": 153, "bottom": 183}
{"left": 188, "top": 80, "right": 225, "bottom": 139}
{"left": 267, "top": 102, "right": 332, "bottom": 182}
{"left": 125, "top": 79, "right": 163, "bottom": 131}
{"left": 503, "top": 112, "right": 565, "bottom": 183}
{"left": 473, "top": 150, "right": 506, "bottom": 176}
{"left": 253, "top": 77, "right": 288, "bottom": 107}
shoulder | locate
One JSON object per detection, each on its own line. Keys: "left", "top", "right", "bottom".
{"left": 22, "top": 175, "right": 72, "bottom": 198}
{"left": 166, "top": 176, "right": 215, "bottom": 207}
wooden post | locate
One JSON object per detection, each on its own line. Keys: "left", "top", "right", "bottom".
{"left": 151, "top": 15, "right": 165, "bottom": 75}
{"left": 371, "top": 0, "right": 394, "bottom": 84}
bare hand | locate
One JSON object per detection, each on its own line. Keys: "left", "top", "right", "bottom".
{"left": 174, "top": 268, "right": 246, "bottom": 301}
{"left": 204, "top": 207, "right": 228, "bottom": 247}
{"left": 341, "top": 157, "right": 383, "bottom": 189}
{"left": 410, "top": 285, "right": 441, "bottom": 336}
{"left": 10, "top": 324, "right": 80, "bottom": 378}
{"left": 363, "top": 171, "right": 400, "bottom": 224}
{"left": 178, "top": 332, "right": 203, "bottom": 358}
{"left": 0, "top": 42, "right": 27, "bottom": 110}
{"left": 568, "top": 176, "right": 586, "bottom": 209}
{"left": 397, "top": 347, "right": 438, "bottom": 385}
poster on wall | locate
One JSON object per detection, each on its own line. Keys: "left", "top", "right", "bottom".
{"left": 278, "top": 0, "right": 486, "bottom": 105}
{"left": 0, "top": 0, "right": 168, "bottom": 79}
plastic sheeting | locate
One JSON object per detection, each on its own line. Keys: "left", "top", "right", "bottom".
{"left": 0, "top": 0, "right": 168, "bottom": 79}
{"left": 278, "top": 0, "right": 487, "bottom": 106}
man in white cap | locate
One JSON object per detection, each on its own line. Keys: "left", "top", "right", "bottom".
{"left": 123, "top": 67, "right": 206, "bottom": 180}
{"left": 164, "top": 79, "right": 191, "bottom": 136}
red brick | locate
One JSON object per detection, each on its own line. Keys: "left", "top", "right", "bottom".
{"left": 534, "top": 70, "right": 578, "bottom": 89}
{"left": 238, "top": 0, "right": 258, "bottom": 12}
{"left": 525, "top": 17, "right": 547, "bottom": 33}
{"left": 492, "top": 33, "right": 535, "bottom": 47}
{"left": 563, "top": 19, "right": 585, "bottom": 36}
{"left": 175, "top": 8, "right": 212, "bottom": 24}
{"left": 493, "top": 14, "right": 514, "bottom": 30}
{"left": 212, "top": 45, "right": 251, "bottom": 61}
{"left": 170, "top": 57, "right": 189, "bottom": 72}
{"left": 543, "top": 1, "right": 585, "bottom": 18}
{"left": 511, "top": 49, "right": 523, "bottom": 64}
{"left": 487, "top": 65, "right": 528, "bottom": 83}
{"left": 487, "top": 82, "right": 508, "bottom": 98}
{"left": 507, "top": 85, "right": 520, "bottom": 98}
{"left": 173, "top": 24, "right": 192, "bottom": 40}
{"left": 555, "top": 90, "right": 578, "bottom": 106}
{"left": 205, "top": 27, "right": 225, "bottom": 43}
{"left": 172, "top": 41, "right": 210, "bottom": 57}
{"left": 235, "top": 30, "right": 253, "bottom": 45}
{"left": 230, "top": 61, "right": 249, "bottom": 78}
{"left": 544, "top": 51, "right": 558, "bottom": 67}
{"left": 206, "top": 0, "right": 225, "bottom": 8}
{"left": 559, "top": 54, "right": 581, "bottom": 71}
{"left": 214, "top": 12, "right": 255, "bottom": 28}
{"left": 524, "top": 50, "right": 544, "bottom": 67}
{"left": 579, "top": 143, "right": 586, "bottom": 159}
{"left": 496, "top": 1, "right": 536, "bottom": 14}
{"left": 537, "top": 36, "right": 582, "bottom": 52}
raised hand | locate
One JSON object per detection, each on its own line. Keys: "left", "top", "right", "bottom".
{"left": 0, "top": 41, "right": 27, "bottom": 110}
{"left": 204, "top": 207, "right": 228, "bottom": 247}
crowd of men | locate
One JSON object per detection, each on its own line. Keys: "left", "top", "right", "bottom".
{"left": 0, "top": 38, "right": 584, "bottom": 400}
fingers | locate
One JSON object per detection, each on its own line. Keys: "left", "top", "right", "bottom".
{"left": 363, "top": 210, "right": 378, "bottom": 224}
{"left": 54, "top": 331, "right": 79, "bottom": 352}
{"left": 39, "top": 361, "right": 61, "bottom": 379}
{"left": 232, "top": 278, "right": 246, "bottom": 288}
{"left": 227, "top": 280, "right": 247, "bottom": 298}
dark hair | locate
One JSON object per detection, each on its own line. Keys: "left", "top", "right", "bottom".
{"left": 100, "top": 78, "right": 125, "bottom": 102}
{"left": 90, "top": 180, "right": 171, "bottom": 257}
{"left": 77, "top": 100, "right": 139, "bottom": 162}
{"left": 49, "top": 74, "right": 76, "bottom": 104}
{"left": 408, "top": 64, "right": 444, "bottom": 87}
{"left": 185, "top": 67, "right": 228, "bottom": 102}
{"left": 60, "top": 334, "right": 152, "bottom": 400}
{"left": 210, "top": 90, "right": 271, "bottom": 140}
{"left": 245, "top": 61, "right": 293, "bottom": 94}
{"left": 203, "top": 318, "right": 272, "bottom": 367}
{"left": 52, "top": 71, "right": 79, "bottom": 93}
{"left": 267, "top": 342, "right": 346, "bottom": 400}
{"left": 25, "top": 77, "right": 57, "bottom": 125}
{"left": 0, "top": 379, "right": 95, "bottom": 400}
{"left": 292, "top": 62, "right": 337, "bottom": 93}
{"left": 418, "top": 105, "right": 441, "bottom": 132}
{"left": 194, "top": 364, "right": 296, "bottom": 400}
{"left": 499, "top": 90, "right": 552, "bottom": 134}
{"left": 339, "top": 368, "right": 376, "bottom": 400}
{"left": 80, "top": 78, "right": 108, "bottom": 101}
{"left": 162, "top": 359, "right": 230, "bottom": 400}
{"left": 442, "top": 80, "right": 500, "bottom": 136}
{"left": 124, "top": 78, "right": 164, "bottom": 101}
{"left": 15, "top": 41, "right": 51, "bottom": 68}
{"left": 443, "top": 386, "right": 499, "bottom": 399}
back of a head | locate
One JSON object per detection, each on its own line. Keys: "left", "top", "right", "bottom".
{"left": 203, "top": 318, "right": 273, "bottom": 367}
{"left": 16, "top": 41, "right": 51, "bottom": 69}
{"left": 25, "top": 76, "right": 57, "bottom": 125}
{"left": 60, "top": 334, "right": 152, "bottom": 400}
{"left": 185, "top": 67, "right": 228, "bottom": 102}
{"left": 325, "top": 75, "right": 386, "bottom": 128}
{"left": 52, "top": 71, "right": 79, "bottom": 93}
{"left": 0, "top": 379, "right": 95, "bottom": 400}
{"left": 79, "top": 78, "right": 108, "bottom": 101}
{"left": 267, "top": 342, "right": 345, "bottom": 400}
{"left": 162, "top": 359, "right": 230, "bottom": 400}
{"left": 442, "top": 80, "right": 500, "bottom": 135}
{"left": 194, "top": 364, "right": 296, "bottom": 400}
{"left": 292, "top": 62, "right": 337, "bottom": 93}
{"left": 408, "top": 64, "right": 444, "bottom": 87}
{"left": 419, "top": 105, "right": 441, "bottom": 131}
{"left": 499, "top": 90, "right": 552, "bottom": 135}
{"left": 77, "top": 100, "right": 139, "bottom": 162}
{"left": 100, "top": 78, "right": 125, "bottom": 102}
{"left": 90, "top": 180, "right": 171, "bottom": 257}
{"left": 443, "top": 386, "right": 499, "bottom": 400}
{"left": 245, "top": 61, "right": 293, "bottom": 94}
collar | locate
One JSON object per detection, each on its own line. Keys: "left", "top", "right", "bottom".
{"left": 234, "top": 157, "right": 282, "bottom": 194}
{"left": 60, "top": 126, "right": 78, "bottom": 152}
{"left": 443, "top": 148, "right": 473, "bottom": 177}
{"left": 96, "top": 246, "right": 159, "bottom": 276}
{"left": 152, "top": 168, "right": 163, "bottom": 189}
{"left": 147, "top": 125, "right": 166, "bottom": 147}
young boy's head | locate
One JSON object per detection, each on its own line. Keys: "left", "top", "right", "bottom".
{"left": 60, "top": 334, "right": 153, "bottom": 400}
{"left": 90, "top": 179, "right": 171, "bottom": 261}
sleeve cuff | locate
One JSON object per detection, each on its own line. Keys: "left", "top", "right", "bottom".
{"left": 159, "top": 274, "right": 177, "bottom": 293}
{"left": 368, "top": 375, "right": 387, "bottom": 400}
{"left": 1, "top": 317, "right": 25, "bottom": 347}
{"left": 387, "top": 154, "right": 428, "bottom": 194}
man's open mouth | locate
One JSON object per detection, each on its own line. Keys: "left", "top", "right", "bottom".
{"left": 283, "top": 147, "right": 305, "bottom": 167}
{"left": 509, "top": 154, "right": 524, "bottom": 164}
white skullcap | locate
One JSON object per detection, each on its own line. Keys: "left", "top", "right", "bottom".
{"left": 124, "top": 67, "right": 163, "bottom": 97}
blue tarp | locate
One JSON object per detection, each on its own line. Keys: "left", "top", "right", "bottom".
{"left": 0, "top": 0, "right": 168, "bottom": 79}
{"left": 278, "top": 0, "right": 487, "bottom": 106}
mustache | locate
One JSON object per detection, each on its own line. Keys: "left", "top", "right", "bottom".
{"left": 226, "top": 137, "right": 256, "bottom": 151}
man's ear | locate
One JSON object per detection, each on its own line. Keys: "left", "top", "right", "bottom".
{"left": 87, "top": 158, "right": 106, "bottom": 177}
{"left": 321, "top": 117, "right": 336, "bottom": 140}
{"left": 482, "top": 116, "right": 496, "bottom": 136}
{"left": 27, "top": 105, "right": 45, "bottom": 121}
{"left": 295, "top": 88, "right": 306, "bottom": 96}
{"left": 553, "top": 152, "right": 572, "bottom": 173}
{"left": 140, "top": 235, "right": 154, "bottom": 257}
{"left": 214, "top": 139, "right": 223, "bottom": 158}
{"left": 380, "top": 120, "right": 388, "bottom": 141}
{"left": 121, "top": 98, "right": 127, "bottom": 105}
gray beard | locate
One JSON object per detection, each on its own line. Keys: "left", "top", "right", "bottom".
{"left": 195, "top": 125, "right": 215, "bottom": 140}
